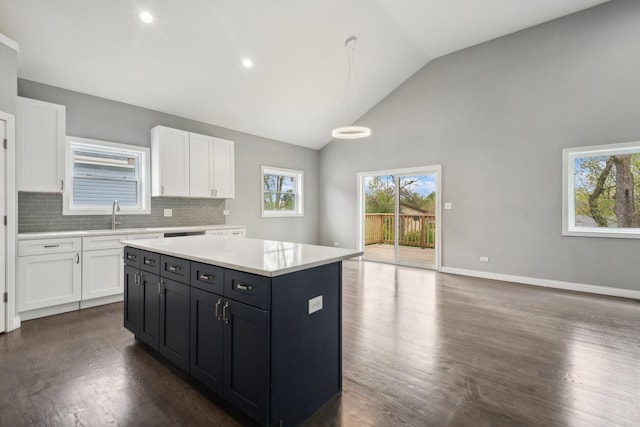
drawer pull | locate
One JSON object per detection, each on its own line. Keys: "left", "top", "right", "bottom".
{"left": 126, "top": 254, "right": 137, "bottom": 260}
{"left": 199, "top": 273, "right": 214, "bottom": 281}
{"left": 222, "top": 302, "right": 230, "bottom": 324}
{"left": 235, "top": 283, "right": 253, "bottom": 292}
{"left": 167, "top": 265, "right": 181, "bottom": 272}
{"left": 44, "top": 244, "right": 60, "bottom": 248}
{"left": 215, "top": 298, "right": 222, "bottom": 320}
{"left": 144, "top": 258, "right": 156, "bottom": 265}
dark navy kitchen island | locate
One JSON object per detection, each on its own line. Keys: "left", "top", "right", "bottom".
{"left": 122, "top": 235, "right": 361, "bottom": 426}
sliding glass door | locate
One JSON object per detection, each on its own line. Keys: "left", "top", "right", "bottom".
{"left": 358, "top": 166, "right": 441, "bottom": 270}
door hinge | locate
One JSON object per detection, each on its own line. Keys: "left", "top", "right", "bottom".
{"left": 3, "top": 292, "right": 7, "bottom": 303}
{"left": 3, "top": 138, "right": 6, "bottom": 149}
{"left": 3, "top": 216, "right": 6, "bottom": 226}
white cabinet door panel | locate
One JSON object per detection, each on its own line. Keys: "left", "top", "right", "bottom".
{"left": 82, "top": 248, "right": 124, "bottom": 300}
{"left": 151, "top": 126, "right": 190, "bottom": 197}
{"left": 18, "top": 252, "right": 81, "bottom": 311}
{"left": 16, "top": 97, "right": 66, "bottom": 192}
{"left": 189, "top": 133, "right": 214, "bottom": 198}
{"left": 212, "top": 138, "right": 235, "bottom": 198}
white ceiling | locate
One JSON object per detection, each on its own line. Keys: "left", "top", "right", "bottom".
{"left": 0, "top": 0, "right": 609, "bottom": 149}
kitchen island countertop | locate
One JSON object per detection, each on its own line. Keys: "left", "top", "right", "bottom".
{"left": 122, "top": 234, "right": 362, "bottom": 277}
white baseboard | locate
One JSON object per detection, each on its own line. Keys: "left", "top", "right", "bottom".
{"left": 80, "top": 294, "right": 123, "bottom": 309}
{"left": 19, "top": 302, "right": 80, "bottom": 321}
{"left": 441, "top": 267, "right": 640, "bottom": 300}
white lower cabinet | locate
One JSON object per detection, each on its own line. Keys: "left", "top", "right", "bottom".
{"left": 81, "top": 233, "right": 164, "bottom": 302}
{"left": 17, "top": 229, "right": 240, "bottom": 320}
{"left": 17, "top": 241, "right": 82, "bottom": 312}
{"left": 82, "top": 247, "right": 124, "bottom": 300}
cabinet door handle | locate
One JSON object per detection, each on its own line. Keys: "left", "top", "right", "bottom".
{"left": 158, "top": 280, "right": 165, "bottom": 295}
{"left": 222, "top": 302, "right": 230, "bottom": 324}
{"left": 161, "top": 185, "right": 164, "bottom": 195}
{"left": 199, "top": 273, "right": 213, "bottom": 281}
{"left": 76, "top": 253, "right": 80, "bottom": 264}
{"left": 210, "top": 189, "right": 213, "bottom": 196}
{"left": 133, "top": 272, "right": 139, "bottom": 286}
{"left": 144, "top": 258, "right": 155, "bottom": 265}
{"left": 167, "top": 265, "right": 181, "bottom": 272}
{"left": 139, "top": 273, "right": 144, "bottom": 287}
{"left": 215, "top": 299, "right": 222, "bottom": 320}
{"left": 235, "top": 282, "right": 253, "bottom": 292}
{"left": 61, "top": 179, "right": 64, "bottom": 191}
{"left": 44, "top": 244, "right": 60, "bottom": 248}
{"left": 214, "top": 189, "right": 217, "bottom": 197}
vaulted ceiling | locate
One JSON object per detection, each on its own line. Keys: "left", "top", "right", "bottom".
{"left": 0, "top": 0, "right": 609, "bottom": 149}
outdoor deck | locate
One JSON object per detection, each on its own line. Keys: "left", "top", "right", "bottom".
{"left": 364, "top": 243, "right": 435, "bottom": 266}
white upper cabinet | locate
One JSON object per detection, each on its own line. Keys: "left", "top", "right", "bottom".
{"left": 189, "top": 132, "right": 214, "bottom": 198}
{"left": 151, "top": 126, "right": 235, "bottom": 199}
{"left": 212, "top": 137, "right": 235, "bottom": 198}
{"left": 16, "top": 97, "right": 66, "bottom": 192}
{"left": 151, "top": 126, "right": 190, "bottom": 197}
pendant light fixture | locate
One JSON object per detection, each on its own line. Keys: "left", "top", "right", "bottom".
{"left": 332, "top": 36, "right": 371, "bottom": 140}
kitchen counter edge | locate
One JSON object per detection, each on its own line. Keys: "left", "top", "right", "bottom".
{"left": 18, "top": 225, "right": 246, "bottom": 240}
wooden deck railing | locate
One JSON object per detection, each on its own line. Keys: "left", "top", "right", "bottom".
{"left": 365, "top": 213, "right": 435, "bottom": 248}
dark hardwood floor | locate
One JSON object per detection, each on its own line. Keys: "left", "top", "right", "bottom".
{"left": 1, "top": 260, "right": 639, "bottom": 426}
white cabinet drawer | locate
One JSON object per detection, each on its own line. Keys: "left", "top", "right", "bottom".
{"left": 227, "top": 228, "right": 246, "bottom": 237}
{"left": 205, "top": 228, "right": 245, "bottom": 237}
{"left": 18, "top": 237, "right": 81, "bottom": 256}
{"left": 83, "top": 235, "right": 125, "bottom": 251}
{"left": 126, "top": 232, "right": 164, "bottom": 241}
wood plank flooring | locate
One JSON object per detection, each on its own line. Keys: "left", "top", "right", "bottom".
{"left": 1, "top": 260, "right": 639, "bottom": 426}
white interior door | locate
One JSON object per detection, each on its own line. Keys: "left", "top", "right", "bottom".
{"left": 1, "top": 119, "right": 6, "bottom": 332}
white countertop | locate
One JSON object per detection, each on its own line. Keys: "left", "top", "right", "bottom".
{"left": 122, "top": 235, "right": 362, "bottom": 277}
{"left": 18, "top": 225, "right": 245, "bottom": 240}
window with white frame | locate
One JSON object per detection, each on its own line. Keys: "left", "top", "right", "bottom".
{"left": 563, "top": 141, "right": 640, "bottom": 238}
{"left": 63, "top": 136, "right": 150, "bottom": 215}
{"left": 261, "top": 166, "right": 304, "bottom": 217}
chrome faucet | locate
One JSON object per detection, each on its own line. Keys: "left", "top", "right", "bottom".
{"left": 112, "top": 200, "right": 121, "bottom": 230}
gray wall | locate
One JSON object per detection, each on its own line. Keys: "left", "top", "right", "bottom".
{"left": 319, "top": 0, "right": 640, "bottom": 291}
{"left": 18, "top": 79, "right": 320, "bottom": 243}
{"left": 0, "top": 41, "right": 17, "bottom": 114}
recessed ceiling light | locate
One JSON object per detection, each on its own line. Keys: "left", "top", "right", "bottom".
{"left": 140, "top": 11, "right": 154, "bottom": 23}
{"left": 242, "top": 58, "right": 253, "bottom": 69}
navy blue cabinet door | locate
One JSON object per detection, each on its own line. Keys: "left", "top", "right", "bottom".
{"left": 159, "top": 277, "right": 190, "bottom": 371}
{"left": 138, "top": 272, "right": 160, "bottom": 350}
{"left": 123, "top": 265, "right": 141, "bottom": 334}
{"left": 223, "top": 299, "right": 270, "bottom": 426}
{"left": 190, "top": 288, "right": 224, "bottom": 394}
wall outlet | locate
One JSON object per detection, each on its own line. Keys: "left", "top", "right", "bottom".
{"left": 223, "top": 209, "right": 230, "bottom": 215}
{"left": 164, "top": 209, "right": 172, "bottom": 217}
{"left": 444, "top": 202, "right": 453, "bottom": 210}
{"left": 334, "top": 241, "right": 340, "bottom": 247}
{"left": 480, "top": 256, "right": 489, "bottom": 263}
{"left": 308, "top": 295, "right": 323, "bottom": 314}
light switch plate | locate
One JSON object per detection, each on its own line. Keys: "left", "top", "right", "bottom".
{"left": 308, "top": 295, "right": 323, "bottom": 314}
{"left": 164, "top": 209, "right": 172, "bottom": 217}
{"left": 223, "top": 210, "right": 230, "bottom": 215}
{"left": 444, "top": 202, "right": 452, "bottom": 210}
